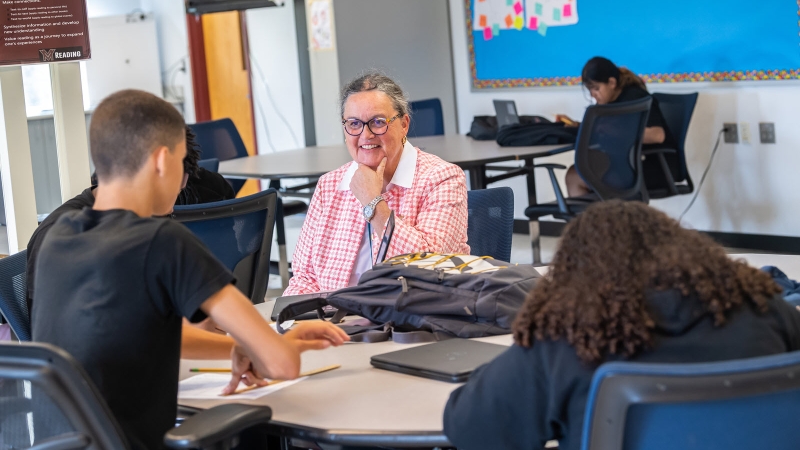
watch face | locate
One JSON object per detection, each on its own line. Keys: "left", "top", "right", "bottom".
{"left": 363, "top": 205, "right": 375, "bottom": 220}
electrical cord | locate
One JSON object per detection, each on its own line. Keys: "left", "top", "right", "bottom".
{"left": 248, "top": 50, "right": 302, "bottom": 149}
{"left": 678, "top": 127, "right": 726, "bottom": 222}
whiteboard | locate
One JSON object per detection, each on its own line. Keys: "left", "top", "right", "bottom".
{"left": 466, "top": 0, "right": 800, "bottom": 88}
{"left": 85, "top": 14, "right": 162, "bottom": 107}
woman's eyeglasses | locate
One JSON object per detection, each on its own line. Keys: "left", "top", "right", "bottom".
{"left": 342, "top": 114, "right": 401, "bottom": 136}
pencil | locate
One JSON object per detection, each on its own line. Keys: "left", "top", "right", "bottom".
{"left": 221, "top": 364, "right": 342, "bottom": 396}
{"left": 189, "top": 368, "right": 232, "bottom": 373}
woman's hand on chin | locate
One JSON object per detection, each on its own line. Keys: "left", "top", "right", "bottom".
{"left": 350, "top": 157, "right": 386, "bottom": 205}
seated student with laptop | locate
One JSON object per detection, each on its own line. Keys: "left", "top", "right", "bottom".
{"left": 26, "top": 125, "right": 238, "bottom": 358}
{"left": 31, "top": 90, "right": 349, "bottom": 450}
{"left": 443, "top": 200, "right": 800, "bottom": 450}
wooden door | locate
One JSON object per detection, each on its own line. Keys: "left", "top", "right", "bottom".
{"left": 200, "top": 11, "right": 259, "bottom": 197}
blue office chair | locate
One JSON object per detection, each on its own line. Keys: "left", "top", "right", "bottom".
{"left": 0, "top": 250, "right": 30, "bottom": 341}
{"left": 408, "top": 98, "right": 444, "bottom": 138}
{"left": 581, "top": 351, "right": 800, "bottom": 450}
{"left": 0, "top": 341, "right": 271, "bottom": 449}
{"left": 172, "top": 189, "right": 277, "bottom": 304}
{"left": 197, "top": 158, "right": 220, "bottom": 173}
{"left": 647, "top": 92, "right": 698, "bottom": 199}
{"left": 467, "top": 187, "right": 514, "bottom": 261}
{"left": 188, "top": 119, "right": 249, "bottom": 194}
{"left": 525, "top": 97, "right": 652, "bottom": 264}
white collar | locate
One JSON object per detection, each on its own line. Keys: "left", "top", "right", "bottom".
{"left": 338, "top": 139, "right": 417, "bottom": 191}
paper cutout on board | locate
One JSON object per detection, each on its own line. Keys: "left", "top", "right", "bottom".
{"left": 473, "top": 0, "right": 525, "bottom": 32}
{"left": 473, "top": 0, "right": 578, "bottom": 37}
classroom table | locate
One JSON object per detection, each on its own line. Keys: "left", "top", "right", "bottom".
{"left": 218, "top": 134, "right": 572, "bottom": 206}
{"left": 179, "top": 333, "right": 512, "bottom": 448}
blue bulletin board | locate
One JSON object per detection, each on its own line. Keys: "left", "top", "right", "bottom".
{"left": 467, "top": 0, "right": 800, "bottom": 88}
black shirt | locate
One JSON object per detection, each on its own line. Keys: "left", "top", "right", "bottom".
{"left": 176, "top": 168, "right": 236, "bottom": 206}
{"left": 31, "top": 209, "right": 234, "bottom": 450}
{"left": 26, "top": 187, "right": 96, "bottom": 312}
{"left": 443, "top": 291, "right": 800, "bottom": 450}
{"left": 612, "top": 84, "right": 678, "bottom": 151}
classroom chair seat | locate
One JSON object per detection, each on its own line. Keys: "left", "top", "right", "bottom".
{"left": 0, "top": 250, "right": 30, "bottom": 341}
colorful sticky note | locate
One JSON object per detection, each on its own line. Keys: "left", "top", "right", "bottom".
{"left": 513, "top": 1, "right": 523, "bottom": 15}
{"left": 553, "top": 7, "right": 561, "bottom": 21}
{"left": 492, "top": 23, "right": 500, "bottom": 36}
{"left": 505, "top": 14, "right": 513, "bottom": 28}
{"left": 478, "top": 0, "right": 485, "bottom": 2}
{"left": 506, "top": 0, "right": 513, "bottom": 5}
{"left": 563, "top": 3, "right": 572, "bottom": 17}
{"left": 528, "top": 16, "right": 538, "bottom": 30}
{"left": 479, "top": 14, "right": 487, "bottom": 28}
{"left": 483, "top": 27, "right": 493, "bottom": 41}
{"left": 538, "top": 21, "right": 548, "bottom": 36}
{"left": 513, "top": 15, "right": 524, "bottom": 30}
{"left": 535, "top": 2, "right": 543, "bottom": 15}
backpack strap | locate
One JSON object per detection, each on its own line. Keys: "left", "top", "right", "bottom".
{"left": 275, "top": 297, "right": 332, "bottom": 334}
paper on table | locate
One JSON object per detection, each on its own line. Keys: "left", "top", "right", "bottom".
{"left": 179, "top": 374, "right": 305, "bottom": 400}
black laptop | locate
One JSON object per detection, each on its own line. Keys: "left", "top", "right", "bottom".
{"left": 370, "top": 339, "right": 508, "bottom": 383}
{"left": 493, "top": 99, "right": 520, "bottom": 128}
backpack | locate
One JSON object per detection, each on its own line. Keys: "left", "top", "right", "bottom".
{"left": 495, "top": 121, "right": 578, "bottom": 147}
{"left": 276, "top": 253, "right": 540, "bottom": 343}
{"left": 468, "top": 115, "right": 554, "bottom": 141}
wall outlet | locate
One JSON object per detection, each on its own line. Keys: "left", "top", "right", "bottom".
{"left": 759, "top": 122, "right": 776, "bottom": 144}
{"left": 740, "top": 122, "right": 751, "bottom": 144}
{"left": 723, "top": 123, "right": 739, "bottom": 143}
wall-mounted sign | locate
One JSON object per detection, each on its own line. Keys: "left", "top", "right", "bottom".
{"left": 1, "top": 0, "right": 90, "bottom": 66}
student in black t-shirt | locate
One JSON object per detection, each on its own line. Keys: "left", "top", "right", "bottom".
{"left": 26, "top": 126, "right": 234, "bottom": 314}
{"left": 563, "top": 56, "right": 680, "bottom": 197}
{"left": 31, "top": 90, "right": 349, "bottom": 450}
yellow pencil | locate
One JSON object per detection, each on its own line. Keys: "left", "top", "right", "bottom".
{"left": 221, "top": 364, "right": 342, "bottom": 396}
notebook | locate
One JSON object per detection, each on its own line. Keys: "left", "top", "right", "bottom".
{"left": 493, "top": 99, "right": 520, "bottom": 128}
{"left": 370, "top": 339, "right": 508, "bottom": 383}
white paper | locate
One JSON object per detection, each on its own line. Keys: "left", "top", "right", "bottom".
{"left": 178, "top": 374, "right": 306, "bottom": 400}
{"left": 309, "top": 0, "right": 333, "bottom": 51}
{"left": 269, "top": 319, "right": 295, "bottom": 332}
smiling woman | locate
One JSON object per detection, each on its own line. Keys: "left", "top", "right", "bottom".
{"left": 283, "top": 72, "right": 471, "bottom": 295}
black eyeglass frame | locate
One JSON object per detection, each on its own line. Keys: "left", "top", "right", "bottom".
{"left": 341, "top": 114, "right": 402, "bottom": 136}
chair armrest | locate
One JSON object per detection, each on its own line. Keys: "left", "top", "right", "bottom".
{"left": 544, "top": 145, "right": 575, "bottom": 156}
{"left": 533, "top": 163, "right": 568, "bottom": 170}
{"left": 641, "top": 148, "right": 679, "bottom": 195}
{"left": 641, "top": 147, "right": 677, "bottom": 156}
{"left": 164, "top": 403, "right": 272, "bottom": 449}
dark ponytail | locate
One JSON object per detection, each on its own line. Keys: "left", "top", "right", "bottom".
{"left": 582, "top": 56, "right": 645, "bottom": 90}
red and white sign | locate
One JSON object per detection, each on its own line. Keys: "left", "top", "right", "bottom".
{"left": 1, "top": 0, "right": 90, "bottom": 66}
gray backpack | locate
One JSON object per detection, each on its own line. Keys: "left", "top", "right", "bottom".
{"left": 276, "top": 253, "right": 540, "bottom": 343}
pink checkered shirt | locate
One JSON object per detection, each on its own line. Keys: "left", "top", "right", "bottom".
{"left": 283, "top": 146, "right": 470, "bottom": 295}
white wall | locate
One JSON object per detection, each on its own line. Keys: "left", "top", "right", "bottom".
{"left": 246, "top": 5, "right": 306, "bottom": 153}
{"left": 448, "top": 0, "right": 800, "bottom": 237}
{"left": 140, "top": 0, "right": 195, "bottom": 122}
{"left": 87, "top": 0, "right": 142, "bottom": 18}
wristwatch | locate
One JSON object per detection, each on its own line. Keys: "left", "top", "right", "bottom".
{"left": 362, "top": 195, "right": 385, "bottom": 221}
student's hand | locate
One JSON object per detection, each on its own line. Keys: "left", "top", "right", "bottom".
{"left": 222, "top": 344, "right": 270, "bottom": 395}
{"left": 283, "top": 322, "right": 351, "bottom": 352}
{"left": 350, "top": 158, "right": 386, "bottom": 206}
{"left": 555, "top": 114, "right": 579, "bottom": 127}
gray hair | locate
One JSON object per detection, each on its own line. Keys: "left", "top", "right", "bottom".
{"left": 339, "top": 71, "right": 410, "bottom": 118}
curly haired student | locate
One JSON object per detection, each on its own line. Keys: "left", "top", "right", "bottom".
{"left": 444, "top": 200, "right": 800, "bottom": 450}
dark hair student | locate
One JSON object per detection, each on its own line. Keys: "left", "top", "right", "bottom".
{"left": 443, "top": 200, "right": 800, "bottom": 450}
{"left": 565, "top": 56, "right": 680, "bottom": 197}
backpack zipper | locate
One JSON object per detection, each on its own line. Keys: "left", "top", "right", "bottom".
{"left": 398, "top": 276, "right": 409, "bottom": 293}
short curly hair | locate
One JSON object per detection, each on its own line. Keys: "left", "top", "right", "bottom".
{"left": 513, "top": 200, "right": 781, "bottom": 365}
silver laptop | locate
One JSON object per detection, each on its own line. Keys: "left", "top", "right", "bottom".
{"left": 493, "top": 99, "right": 520, "bottom": 128}
{"left": 370, "top": 339, "right": 508, "bottom": 383}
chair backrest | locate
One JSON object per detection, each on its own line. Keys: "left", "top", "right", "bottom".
{"left": 171, "top": 189, "right": 277, "bottom": 304}
{"left": 0, "top": 250, "right": 30, "bottom": 341}
{"left": 581, "top": 351, "right": 800, "bottom": 450}
{"left": 188, "top": 119, "right": 249, "bottom": 193}
{"left": 408, "top": 98, "right": 444, "bottom": 138}
{"left": 467, "top": 187, "right": 514, "bottom": 261}
{"left": 652, "top": 92, "right": 698, "bottom": 183}
{"left": 198, "top": 158, "right": 220, "bottom": 173}
{"left": 574, "top": 97, "right": 651, "bottom": 202}
{"left": 0, "top": 341, "right": 129, "bottom": 449}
